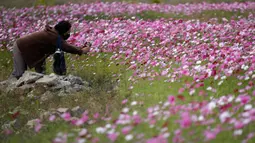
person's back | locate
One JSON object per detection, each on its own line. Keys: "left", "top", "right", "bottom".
{"left": 11, "top": 20, "right": 91, "bottom": 79}
{"left": 17, "top": 25, "right": 58, "bottom": 68}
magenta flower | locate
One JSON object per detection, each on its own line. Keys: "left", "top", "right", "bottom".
{"left": 49, "top": 115, "right": 56, "bottom": 122}
{"left": 61, "top": 112, "right": 71, "bottom": 121}
{"left": 34, "top": 119, "right": 42, "bottom": 133}
{"left": 122, "top": 126, "right": 133, "bottom": 135}
{"left": 179, "top": 112, "right": 192, "bottom": 128}
{"left": 204, "top": 130, "right": 216, "bottom": 141}
{"left": 168, "top": 95, "right": 175, "bottom": 105}
{"left": 146, "top": 135, "right": 167, "bottom": 143}
{"left": 107, "top": 133, "right": 119, "bottom": 142}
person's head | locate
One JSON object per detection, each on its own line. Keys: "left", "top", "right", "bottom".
{"left": 54, "top": 20, "right": 71, "bottom": 40}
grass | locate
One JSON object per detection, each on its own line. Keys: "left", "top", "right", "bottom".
{"left": 0, "top": 51, "right": 128, "bottom": 142}
{"left": 1, "top": 45, "right": 255, "bottom": 142}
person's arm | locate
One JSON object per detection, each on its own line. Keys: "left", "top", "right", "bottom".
{"left": 62, "top": 40, "right": 83, "bottom": 55}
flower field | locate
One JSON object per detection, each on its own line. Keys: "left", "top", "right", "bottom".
{"left": 0, "top": 1, "right": 255, "bottom": 143}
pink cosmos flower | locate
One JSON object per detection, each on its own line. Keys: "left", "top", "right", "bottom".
{"left": 107, "top": 133, "right": 119, "bottom": 142}
{"left": 61, "top": 112, "right": 71, "bottom": 121}
{"left": 146, "top": 135, "right": 167, "bottom": 143}
{"left": 204, "top": 130, "right": 216, "bottom": 141}
{"left": 34, "top": 119, "right": 42, "bottom": 133}
{"left": 122, "top": 126, "right": 133, "bottom": 135}
{"left": 179, "top": 112, "right": 192, "bottom": 128}
{"left": 237, "top": 95, "right": 251, "bottom": 104}
{"left": 234, "top": 121, "right": 244, "bottom": 129}
{"left": 49, "top": 115, "right": 56, "bottom": 122}
{"left": 93, "top": 113, "right": 100, "bottom": 119}
{"left": 168, "top": 95, "right": 175, "bottom": 105}
{"left": 122, "top": 99, "right": 128, "bottom": 104}
{"left": 4, "top": 129, "right": 13, "bottom": 135}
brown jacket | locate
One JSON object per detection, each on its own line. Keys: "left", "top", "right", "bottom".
{"left": 16, "top": 25, "right": 82, "bottom": 68}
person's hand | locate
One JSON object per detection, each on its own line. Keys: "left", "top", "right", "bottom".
{"left": 81, "top": 46, "right": 91, "bottom": 54}
{"left": 84, "top": 42, "right": 92, "bottom": 48}
{"left": 81, "top": 42, "right": 92, "bottom": 54}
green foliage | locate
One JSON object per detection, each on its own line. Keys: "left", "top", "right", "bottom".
{"left": 151, "top": 0, "right": 162, "bottom": 4}
{"left": 35, "top": 0, "right": 55, "bottom": 6}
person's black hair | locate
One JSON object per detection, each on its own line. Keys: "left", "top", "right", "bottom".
{"left": 54, "top": 20, "right": 71, "bottom": 35}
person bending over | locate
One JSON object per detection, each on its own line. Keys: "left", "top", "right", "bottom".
{"left": 11, "top": 20, "right": 90, "bottom": 79}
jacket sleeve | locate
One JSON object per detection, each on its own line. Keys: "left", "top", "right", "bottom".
{"left": 62, "top": 41, "right": 83, "bottom": 55}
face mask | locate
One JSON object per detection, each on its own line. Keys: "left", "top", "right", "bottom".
{"left": 62, "top": 33, "right": 70, "bottom": 40}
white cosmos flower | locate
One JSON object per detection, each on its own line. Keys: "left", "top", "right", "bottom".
{"left": 133, "top": 111, "right": 138, "bottom": 115}
{"left": 218, "top": 80, "right": 223, "bottom": 85}
{"left": 131, "top": 101, "right": 137, "bottom": 106}
{"left": 125, "top": 134, "right": 133, "bottom": 141}
{"left": 244, "top": 104, "right": 252, "bottom": 110}
{"left": 206, "top": 86, "right": 212, "bottom": 91}
{"left": 198, "top": 115, "right": 204, "bottom": 121}
{"left": 96, "top": 127, "right": 106, "bottom": 134}
{"left": 219, "top": 42, "right": 225, "bottom": 47}
{"left": 105, "top": 124, "right": 111, "bottom": 129}
{"left": 122, "top": 108, "right": 129, "bottom": 113}
{"left": 221, "top": 76, "right": 226, "bottom": 80}
{"left": 163, "top": 132, "right": 170, "bottom": 138}
{"left": 196, "top": 61, "right": 202, "bottom": 64}
{"left": 227, "top": 96, "right": 234, "bottom": 102}
{"left": 234, "top": 130, "right": 243, "bottom": 136}
{"left": 189, "top": 89, "right": 195, "bottom": 95}
{"left": 219, "top": 111, "right": 231, "bottom": 123}
{"left": 208, "top": 101, "right": 216, "bottom": 110}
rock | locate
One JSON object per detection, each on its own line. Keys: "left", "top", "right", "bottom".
{"left": 9, "top": 119, "right": 22, "bottom": 129}
{"left": 58, "top": 90, "right": 69, "bottom": 97}
{"left": 71, "top": 106, "right": 84, "bottom": 117}
{"left": 0, "top": 77, "right": 17, "bottom": 93}
{"left": 39, "top": 111, "right": 51, "bottom": 120}
{"left": 1, "top": 123, "right": 11, "bottom": 130}
{"left": 16, "top": 71, "right": 44, "bottom": 87}
{"left": 1, "top": 71, "right": 91, "bottom": 97}
{"left": 35, "top": 74, "right": 58, "bottom": 87}
{"left": 40, "top": 91, "right": 54, "bottom": 102}
{"left": 51, "top": 80, "right": 71, "bottom": 91}
{"left": 13, "top": 84, "right": 33, "bottom": 95}
{"left": 57, "top": 108, "right": 70, "bottom": 113}
{"left": 64, "top": 75, "right": 84, "bottom": 85}
{"left": 73, "top": 84, "right": 84, "bottom": 92}
{"left": 26, "top": 119, "right": 39, "bottom": 128}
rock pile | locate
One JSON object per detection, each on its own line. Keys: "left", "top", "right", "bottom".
{"left": 0, "top": 71, "right": 91, "bottom": 96}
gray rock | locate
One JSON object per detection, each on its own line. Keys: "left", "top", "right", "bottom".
{"left": 57, "top": 108, "right": 70, "bottom": 113}
{"left": 58, "top": 90, "right": 69, "bottom": 97}
{"left": 51, "top": 80, "right": 71, "bottom": 91}
{"left": 35, "top": 74, "right": 58, "bottom": 87}
{"left": 64, "top": 75, "right": 84, "bottom": 85}
{"left": 1, "top": 71, "right": 91, "bottom": 97}
{"left": 26, "top": 119, "right": 39, "bottom": 128}
{"left": 1, "top": 123, "right": 11, "bottom": 130}
{"left": 39, "top": 111, "right": 51, "bottom": 120}
{"left": 40, "top": 91, "right": 54, "bottom": 102}
{"left": 0, "top": 77, "right": 18, "bottom": 93}
{"left": 12, "top": 84, "right": 33, "bottom": 95}
{"left": 71, "top": 106, "right": 84, "bottom": 117}
{"left": 9, "top": 119, "right": 22, "bottom": 129}
{"left": 16, "top": 71, "right": 44, "bottom": 87}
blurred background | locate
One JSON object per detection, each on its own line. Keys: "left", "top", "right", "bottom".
{"left": 0, "top": 0, "right": 251, "bottom": 8}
